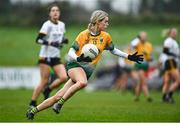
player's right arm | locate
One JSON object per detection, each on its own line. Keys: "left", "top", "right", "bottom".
{"left": 67, "top": 32, "right": 81, "bottom": 60}
{"left": 35, "top": 33, "right": 60, "bottom": 48}
{"left": 163, "top": 38, "right": 177, "bottom": 57}
{"left": 36, "top": 33, "right": 49, "bottom": 45}
{"left": 36, "top": 22, "right": 49, "bottom": 45}
{"left": 35, "top": 21, "right": 60, "bottom": 48}
{"left": 68, "top": 47, "right": 79, "bottom": 60}
{"left": 36, "top": 32, "right": 61, "bottom": 48}
{"left": 68, "top": 31, "right": 92, "bottom": 62}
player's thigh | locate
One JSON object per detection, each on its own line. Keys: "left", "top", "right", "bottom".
{"left": 138, "top": 70, "right": 146, "bottom": 79}
{"left": 39, "top": 63, "right": 50, "bottom": 80}
{"left": 68, "top": 67, "right": 88, "bottom": 83}
{"left": 53, "top": 64, "right": 67, "bottom": 78}
{"left": 131, "top": 71, "right": 139, "bottom": 80}
{"left": 171, "top": 69, "right": 180, "bottom": 81}
{"left": 163, "top": 71, "right": 170, "bottom": 83}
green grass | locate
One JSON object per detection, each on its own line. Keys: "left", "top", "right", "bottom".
{"left": 0, "top": 89, "right": 180, "bottom": 122}
{"left": 0, "top": 24, "right": 180, "bottom": 66}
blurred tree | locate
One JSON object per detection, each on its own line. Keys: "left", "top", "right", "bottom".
{"left": 54, "top": 1, "right": 72, "bottom": 25}
{"left": 97, "top": 0, "right": 111, "bottom": 13}
{"left": 140, "top": 0, "right": 149, "bottom": 12}
{"left": 0, "top": 0, "right": 11, "bottom": 15}
{"left": 0, "top": 0, "right": 11, "bottom": 25}
{"left": 0, "top": 0, "right": 180, "bottom": 26}
{"left": 164, "top": 0, "right": 180, "bottom": 14}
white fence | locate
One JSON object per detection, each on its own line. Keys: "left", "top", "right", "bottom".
{"left": 0, "top": 67, "right": 40, "bottom": 89}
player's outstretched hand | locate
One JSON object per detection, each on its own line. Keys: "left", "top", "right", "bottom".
{"left": 77, "top": 54, "right": 92, "bottom": 62}
{"left": 128, "top": 52, "right": 143, "bottom": 64}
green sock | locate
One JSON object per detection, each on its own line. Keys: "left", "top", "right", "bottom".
{"left": 31, "top": 107, "right": 39, "bottom": 114}
{"left": 58, "top": 98, "right": 65, "bottom": 105}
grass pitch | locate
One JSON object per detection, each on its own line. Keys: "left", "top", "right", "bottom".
{"left": 0, "top": 89, "right": 180, "bottom": 122}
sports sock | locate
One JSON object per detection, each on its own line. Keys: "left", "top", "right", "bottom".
{"left": 58, "top": 98, "right": 65, "bottom": 105}
{"left": 162, "top": 93, "right": 167, "bottom": 99}
{"left": 31, "top": 107, "right": 39, "bottom": 114}
{"left": 29, "top": 100, "right": 37, "bottom": 107}
{"left": 168, "top": 91, "right": 173, "bottom": 98}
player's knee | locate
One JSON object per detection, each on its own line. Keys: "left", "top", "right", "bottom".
{"left": 78, "top": 81, "right": 87, "bottom": 88}
{"left": 41, "top": 77, "right": 49, "bottom": 84}
{"left": 61, "top": 75, "right": 68, "bottom": 82}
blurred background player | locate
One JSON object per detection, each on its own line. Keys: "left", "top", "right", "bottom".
{"left": 131, "top": 31, "right": 153, "bottom": 102}
{"left": 113, "top": 46, "right": 139, "bottom": 93}
{"left": 28, "top": 4, "right": 68, "bottom": 108}
{"left": 161, "top": 28, "right": 180, "bottom": 103}
{"left": 26, "top": 10, "right": 143, "bottom": 120}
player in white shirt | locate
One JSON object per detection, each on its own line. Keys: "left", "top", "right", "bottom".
{"left": 161, "top": 28, "right": 180, "bottom": 103}
{"left": 28, "top": 4, "right": 68, "bottom": 107}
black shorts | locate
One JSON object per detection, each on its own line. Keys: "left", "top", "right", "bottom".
{"left": 38, "top": 57, "right": 62, "bottom": 67}
{"left": 164, "top": 59, "right": 177, "bottom": 71}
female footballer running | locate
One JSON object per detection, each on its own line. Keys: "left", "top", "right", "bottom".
{"left": 26, "top": 10, "right": 143, "bottom": 120}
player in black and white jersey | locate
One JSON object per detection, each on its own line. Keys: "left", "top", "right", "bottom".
{"left": 28, "top": 4, "right": 68, "bottom": 107}
{"left": 161, "top": 28, "right": 180, "bottom": 103}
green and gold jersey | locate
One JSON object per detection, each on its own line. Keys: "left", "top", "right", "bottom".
{"left": 72, "top": 29, "right": 114, "bottom": 65}
{"left": 135, "top": 41, "right": 153, "bottom": 61}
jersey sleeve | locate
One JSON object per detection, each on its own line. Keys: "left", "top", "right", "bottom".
{"left": 146, "top": 43, "right": 153, "bottom": 56}
{"left": 71, "top": 41, "right": 80, "bottom": 51}
{"left": 164, "top": 38, "right": 172, "bottom": 48}
{"left": 62, "top": 23, "right": 66, "bottom": 34}
{"left": 131, "top": 38, "right": 139, "bottom": 48}
{"left": 148, "top": 43, "right": 153, "bottom": 54}
{"left": 71, "top": 32, "right": 85, "bottom": 51}
{"left": 105, "top": 33, "right": 114, "bottom": 51}
{"left": 39, "top": 22, "right": 49, "bottom": 35}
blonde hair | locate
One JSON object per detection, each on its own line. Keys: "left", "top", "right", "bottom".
{"left": 88, "top": 10, "right": 108, "bottom": 32}
{"left": 161, "top": 29, "right": 169, "bottom": 38}
{"left": 161, "top": 28, "right": 177, "bottom": 38}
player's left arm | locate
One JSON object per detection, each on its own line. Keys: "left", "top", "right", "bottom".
{"left": 59, "top": 24, "right": 69, "bottom": 48}
{"left": 106, "top": 39, "right": 143, "bottom": 64}
{"left": 108, "top": 43, "right": 143, "bottom": 64}
{"left": 105, "top": 34, "right": 143, "bottom": 64}
{"left": 59, "top": 36, "right": 69, "bottom": 48}
{"left": 36, "top": 33, "right": 62, "bottom": 48}
{"left": 107, "top": 42, "right": 128, "bottom": 58}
